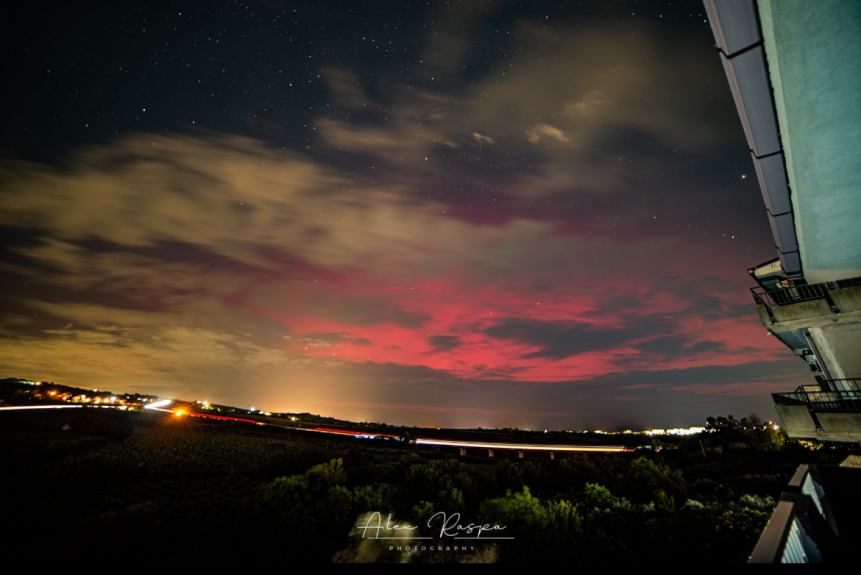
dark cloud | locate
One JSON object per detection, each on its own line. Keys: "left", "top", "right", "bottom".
{"left": 679, "top": 293, "right": 759, "bottom": 322}
{"left": 635, "top": 336, "right": 725, "bottom": 357}
{"left": 426, "top": 335, "right": 462, "bottom": 353}
{"left": 484, "top": 315, "right": 674, "bottom": 359}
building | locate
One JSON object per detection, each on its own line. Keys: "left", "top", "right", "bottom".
{"left": 704, "top": 0, "right": 861, "bottom": 444}
{"left": 704, "top": 0, "right": 861, "bottom": 564}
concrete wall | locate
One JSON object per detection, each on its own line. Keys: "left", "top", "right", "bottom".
{"left": 777, "top": 406, "right": 861, "bottom": 443}
{"left": 758, "top": 0, "right": 861, "bottom": 283}
{"left": 809, "top": 323, "right": 861, "bottom": 380}
{"left": 816, "top": 413, "right": 861, "bottom": 442}
{"left": 771, "top": 298, "right": 831, "bottom": 323}
{"left": 775, "top": 404, "right": 819, "bottom": 437}
{"left": 831, "top": 285, "right": 861, "bottom": 313}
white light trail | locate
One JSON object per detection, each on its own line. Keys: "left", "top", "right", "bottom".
{"left": 0, "top": 405, "right": 83, "bottom": 411}
{"left": 414, "top": 438, "right": 629, "bottom": 453}
{"left": 144, "top": 399, "right": 172, "bottom": 411}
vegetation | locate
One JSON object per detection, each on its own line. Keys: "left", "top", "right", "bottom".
{"left": 0, "top": 408, "right": 852, "bottom": 563}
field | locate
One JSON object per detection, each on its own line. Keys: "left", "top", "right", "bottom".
{"left": 0, "top": 408, "right": 849, "bottom": 563}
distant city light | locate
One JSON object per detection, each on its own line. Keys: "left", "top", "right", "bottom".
{"left": 644, "top": 426, "right": 705, "bottom": 436}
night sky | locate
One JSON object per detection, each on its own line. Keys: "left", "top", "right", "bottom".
{"left": 0, "top": 1, "right": 812, "bottom": 429}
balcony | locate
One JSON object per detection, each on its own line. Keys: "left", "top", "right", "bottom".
{"left": 772, "top": 383, "right": 861, "bottom": 443}
{"left": 750, "top": 276, "right": 861, "bottom": 324}
{"left": 774, "top": 383, "right": 861, "bottom": 413}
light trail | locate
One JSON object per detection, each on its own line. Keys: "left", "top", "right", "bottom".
{"left": 308, "top": 426, "right": 632, "bottom": 453}
{"left": 188, "top": 411, "right": 263, "bottom": 425}
{"left": 144, "top": 399, "right": 172, "bottom": 411}
{"left": 0, "top": 404, "right": 83, "bottom": 411}
{"left": 414, "top": 438, "right": 630, "bottom": 453}
{"left": 311, "top": 426, "right": 400, "bottom": 439}
{"left": 0, "top": 405, "right": 633, "bottom": 453}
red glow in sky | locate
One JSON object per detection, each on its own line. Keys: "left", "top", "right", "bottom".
{"left": 0, "top": 2, "right": 811, "bottom": 429}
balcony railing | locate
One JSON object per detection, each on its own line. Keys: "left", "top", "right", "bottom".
{"left": 749, "top": 464, "right": 838, "bottom": 563}
{"left": 751, "top": 276, "right": 861, "bottom": 312}
{"left": 752, "top": 283, "right": 829, "bottom": 307}
{"left": 773, "top": 381, "right": 861, "bottom": 413}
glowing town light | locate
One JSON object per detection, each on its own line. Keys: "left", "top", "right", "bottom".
{"left": 644, "top": 426, "right": 706, "bottom": 436}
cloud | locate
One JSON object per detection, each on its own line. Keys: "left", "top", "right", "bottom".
{"left": 525, "top": 123, "right": 569, "bottom": 145}
{"left": 566, "top": 89, "right": 611, "bottom": 117}
{"left": 309, "top": 16, "right": 761, "bottom": 245}
{"left": 426, "top": 334, "right": 462, "bottom": 353}
{"left": 287, "top": 332, "right": 371, "bottom": 349}
{"left": 633, "top": 336, "right": 726, "bottom": 359}
{"left": 0, "top": 122, "right": 792, "bottom": 423}
{"left": 0, "top": 9, "right": 803, "bottom": 428}
{"left": 452, "top": 20, "right": 737, "bottom": 152}
{"left": 484, "top": 315, "right": 671, "bottom": 359}
{"left": 471, "top": 132, "right": 496, "bottom": 145}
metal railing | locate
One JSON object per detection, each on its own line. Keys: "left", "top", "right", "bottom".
{"left": 749, "top": 464, "right": 837, "bottom": 564}
{"left": 773, "top": 380, "right": 861, "bottom": 413}
{"left": 751, "top": 276, "right": 861, "bottom": 313}
{"left": 751, "top": 283, "right": 829, "bottom": 308}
